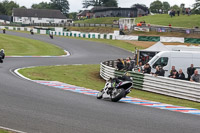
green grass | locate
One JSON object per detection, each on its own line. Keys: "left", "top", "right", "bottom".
{"left": 74, "top": 14, "right": 200, "bottom": 28}
{"left": 19, "top": 64, "right": 200, "bottom": 110}
{"left": 136, "top": 14, "right": 200, "bottom": 28}
{"left": 0, "top": 129, "right": 11, "bottom": 133}
{"left": 74, "top": 17, "right": 122, "bottom": 24}
{"left": 0, "top": 34, "right": 65, "bottom": 56}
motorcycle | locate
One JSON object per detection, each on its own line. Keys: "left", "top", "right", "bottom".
{"left": 97, "top": 75, "right": 133, "bottom": 102}
{"left": 49, "top": 33, "right": 53, "bottom": 39}
{"left": 3, "top": 29, "right": 6, "bottom": 34}
{"left": 30, "top": 30, "right": 34, "bottom": 35}
{"left": 0, "top": 49, "right": 5, "bottom": 63}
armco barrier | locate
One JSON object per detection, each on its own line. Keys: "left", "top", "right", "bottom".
{"left": 100, "top": 60, "right": 200, "bottom": 102}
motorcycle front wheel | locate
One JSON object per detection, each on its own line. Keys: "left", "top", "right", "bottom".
{"left": 97, "top": 90, "right": 103, "bottom": 99}
{"left": 111, "top": 88, "right": 125, "bottom": 102}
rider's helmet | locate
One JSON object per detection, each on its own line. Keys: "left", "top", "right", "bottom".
{"left": 0, "top": 49, "right": 4, "bottom": 53}
{"left": 124, "top": 72, "right": 131, "bottom": 77}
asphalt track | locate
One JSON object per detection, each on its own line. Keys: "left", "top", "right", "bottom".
{"left": 0, "top": 31, "right": 200, "bottom": 133}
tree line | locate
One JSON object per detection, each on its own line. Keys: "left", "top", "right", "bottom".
{"left": 150, "top": 0, "right": 200, "bottom": 14}
{"left": 0, "top": 0, "right": 199, "bottom": 17}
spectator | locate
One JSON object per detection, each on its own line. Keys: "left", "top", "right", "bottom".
{"left": 171, "top": 71, "right": 179, "bottom": 79}
{"left": 177, "top": 69, "right": 185, "bottom": 80}
{"left": 120, "top": 58, "right": 125, "bottom": 66}
{"left": 153, "top": 65, "right": 160, "bottom": 76}
{"left": 138, "top": 61, "right": 143, "bottom": 73}
{"left": 187, "top": 64, "right": 196, "bottom": 80}
{"left": 190, "top": 70, "right": 200, "bottom": 82}
{"left": 168, "top": 66, "right": 177, "bottom": 77}
{"left": 124, "top": 58, "right": 131, "bottom": 71}
{"left": 128, "top": 57, "right": 135, "bottom": 70}
{"left": 170, "top": 12, "right": 173, "bottom": 17}
{"left": 177, "top": 10, "right": 180, "bottom": 16}
{"left": 159, "top": 66, "right": 165, "bottom": 76}
{"left": 116, "top": 59, "right": 124, "bottom": 70}
{"left": 143, "top": 63, "right": 151, "bottom": 74}
{"left": 153, "top": 65, "right": 165, "bottom": 76}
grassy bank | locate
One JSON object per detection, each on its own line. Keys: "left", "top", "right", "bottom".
{"left": 74, "top": 14, "right": 200, "bottom": 28}
{"left": 0, "top": 34, "right": 65, "bottom": 56}
{"left": 19, "top": 64, "right": 200, "bottom": 110}
{"left": 135, "top": 14, "right": 200, "bottom": 28}
{"left": 74, "top": 17, "right": 122, "bottom": 24}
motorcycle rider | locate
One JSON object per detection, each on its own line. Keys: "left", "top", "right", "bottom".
{"left": 49, "top": 32, "right": 53, "bottom": 39}
{"left": 0, "top": 49, "right": 5, "bottom": 63}
{"left": 30, "top": 28, "right": 34, "bottom": 35}
{"left": 110, "top": 72, "right": 132, "bottom": 88}
{"left": 3, "top": 28, "right": 6, "bottom": 34}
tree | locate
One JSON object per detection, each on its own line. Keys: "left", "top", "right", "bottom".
{"left": 102, "top": 0, "right": 118, "bottom": 7}
{"left": 180, "top": 3, "right": 185, "bottom": 9}
{"left": 193, "top": 0, "right": 200, "bottom": 11}
{"left": 2, "top": 0, "right": 19, "bottom": 15}
{"left": 31, "top": 2, "right": 51, "bottom": 9}
{"left": 20, "top": 6, "right": 27, "bottom": 9}
{"left": 170, "top": 5, "right": 180, "bottom": 11}
{"left": 131, "top": 4, "right": 149, "bottom": 12}
{"left": 150, "top": 0, "right": 163, "bottom": 13}
{"left": 162, "top": 2, "right": 170, "bottom": 13}
{"left": 82, "top": 0, "right": 118, "bottom": 8}
{"left": 50, "top": 0, "right": 70, "bottom": 14}
{"left": 68, "top": 12, "right": 77, "bottom": 20}
{"left": 0, "top": 3, "right": 6, "bottom": 15}
{"left": 31, "top": 0, "right": 69, "bottom": 14}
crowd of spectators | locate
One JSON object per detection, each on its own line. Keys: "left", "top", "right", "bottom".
{"left": 116, "top": 60, "right": 200, "bottom": 83}
{"left": 116, "top": 57, "right": 135, "bottom": 71}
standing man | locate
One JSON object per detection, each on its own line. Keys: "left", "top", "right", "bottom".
{"left": 187, "top": 64, "right": 196, "bottom": 80}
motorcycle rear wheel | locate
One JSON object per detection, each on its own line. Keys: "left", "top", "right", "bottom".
{"left": 111, "top": 88, "right": 125, "bottom": 102}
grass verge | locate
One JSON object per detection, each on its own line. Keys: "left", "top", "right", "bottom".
{"left": 0, "top": 129, "right": 11, "bottom": 133}
{"left": 19, "top": 64, "right": 200, "bottom": 110}
{"left": 0, "top": 34, "right": 65, "bottom": 56}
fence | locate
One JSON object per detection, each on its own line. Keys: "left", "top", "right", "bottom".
{"left": 1, "top": 25, "right": 200, "bottom": 44}
{"left": 100, "top": 60, "right": 200, "bottom": 102}
{"left": 2, "top": 22, "right": 200, "bottom": 34}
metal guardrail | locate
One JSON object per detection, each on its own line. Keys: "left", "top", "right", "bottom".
{"left": 100, "top": 60, "right": 200, "bottom": 102}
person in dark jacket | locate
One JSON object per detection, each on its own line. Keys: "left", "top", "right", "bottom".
{"left": 170, "top": 71, "right": 179, "bottom": 79}
{"left": 187, "top": 64, "right": 196, "bottom": 80}
{"left": 116, "top": 59, "right": 124, "bottom": 70}
{"left": 177, "top": 69, "right": 185, "bottom": 80}
{"left": 143, "top": 63, "right": 151, "bottom": 74}
{"left": 153, "top": 65, "right": 165, "bottom": 77}
{"left": 159, "top": 66, "right": 165, "bottom": 76}
{"left": 168, "top": 66, "right": 177, "bottom": 77}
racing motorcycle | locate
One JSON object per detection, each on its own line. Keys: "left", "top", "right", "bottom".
{"left": 49, "top": 33, "right": 53, "bottom": 39}
{"left": 97, "top": 74, "right": 133, "bottom": 102}
{"left": 3, "top": 29, "right": 6, "bottom": 34}
{"left": 30, "top": 30, "right": 34, "bottom": 35}
{"left": 0, "top": 49, "right": 5, "bottom": 63}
